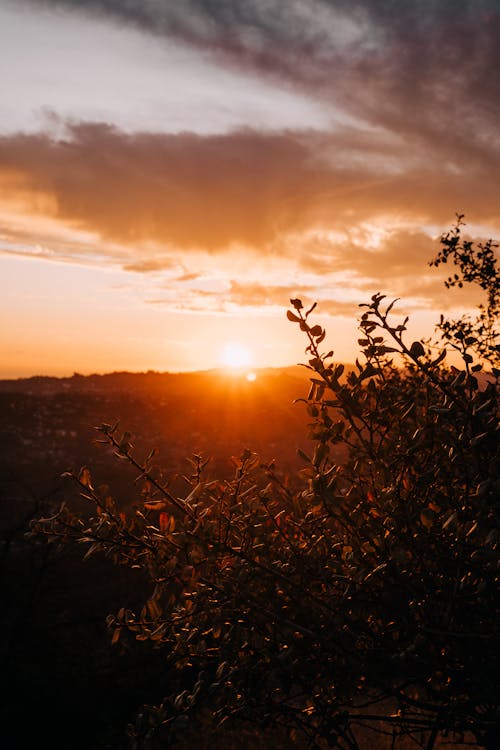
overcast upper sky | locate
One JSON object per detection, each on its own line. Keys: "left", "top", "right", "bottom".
{"left": 1, "top": 0, "right": 499, "bottom": 376}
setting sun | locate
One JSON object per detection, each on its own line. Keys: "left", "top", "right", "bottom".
{"left": 220, "top": 342, "right": 253, "bottom": 369}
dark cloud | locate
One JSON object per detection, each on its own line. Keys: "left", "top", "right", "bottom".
{"left": 29, "top": 0, "right": 500, "bottom": 167}
{"left": 0, "top": 124, "right": 328, "bottom": 249}
{"left": 1, "top": 122, "right": 499, "bottom": 258}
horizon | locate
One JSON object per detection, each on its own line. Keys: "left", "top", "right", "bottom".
{"left": 1, "top": 1, "right": 499, "bottom": 377}
{"left": 0, "top": 361, "right": 315, "bottom": 383}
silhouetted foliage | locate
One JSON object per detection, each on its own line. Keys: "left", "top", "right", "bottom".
{"left": 32, "top": 220, "right": 499, "bottom": 749}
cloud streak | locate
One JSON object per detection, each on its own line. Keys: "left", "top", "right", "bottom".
{"left": 1, "top": 122, "right": 499, "bottom": 252}
{"left": 30, "top": 1, "right": 500, "bottom": 160}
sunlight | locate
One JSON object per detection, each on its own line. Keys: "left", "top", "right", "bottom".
{"left": 220, "top": 342, "right": 253, "bottom": 369}
{"left": 246, "top": 371, "right": 257, "bottom": 382}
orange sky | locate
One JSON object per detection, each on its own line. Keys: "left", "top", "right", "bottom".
{"left": 1, "top": 0, "right": 499, "bottom": 377}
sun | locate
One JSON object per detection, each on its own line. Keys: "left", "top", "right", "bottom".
{"left": 220, "top": 342, "right": 253, "bottom": 369}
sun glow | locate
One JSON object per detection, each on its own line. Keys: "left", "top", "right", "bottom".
{"left": 220, "top": 342, "right": 253, "bottom": 369}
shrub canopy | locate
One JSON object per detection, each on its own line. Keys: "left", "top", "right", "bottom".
{"left": 34, "top": 219, "right": 499, "bottom": 750}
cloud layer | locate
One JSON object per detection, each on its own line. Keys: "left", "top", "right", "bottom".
{"left": 0, "top": 123, "right": 500, "bottom": 245}
{"left": 33, "top": 1, "right": 500, "bottom": 154}
{"left": 2, "top": 121, "right": 499, "bottom": 249}
{"left": 1, "top": 116, "right": 498, "bottom": 320}
{"left": 2, "top": 1, "right": 499, "bottom": 319}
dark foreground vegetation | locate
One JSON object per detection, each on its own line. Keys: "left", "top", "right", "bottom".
{"left": 0, "top": 369, "right": 311, "bottom": 748}
{"left": 2, "top": 220, "right": 499, "bottom": 749}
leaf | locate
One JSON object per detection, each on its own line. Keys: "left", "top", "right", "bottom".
{"left": 305, "top": 302, "right": 317, "bottom": 316}
{"left": 309, "top": 325, "right": 323, "bottom": 337}
{"left": 216, "top": 661, "right": 227, "bottom": 680}
{"left": 297, "top": 448, "right": 311, "bottom": 464}
{"left": 409, "top": 341, "right": 425, "bottom": 359}
{"left": 240, "top": 447, "right": 253, "bottom": 462}
{"left": 287, "top": 310, "right": 301, "bottom": 323}
{"left": 78, "top": 466, "right": 93, "bottom": 490}
{"left": 420, "top": 509, "right": 434, "bottom": 530}
{"left": 363, "top": 563, "right": 387, "bottom": 583}
{"left": 159, "top": 512, "right": 170, "bottom": 532}
{"left": 384, "top": 298, "right": 400, "bottom": 316}
{"left": 83, "top": 542, "right": 99, "bottom": 561}
{"left": 111, "top": 628, "right": 122, "bottom": 646}
{"left": 146, "top": 598, "right": 161, "bottom": 619}
{"left": 313, "top": 443, "right": 328, "bottom": 465}
{"left": 471, "top": 432, "right": 488, "bottom": 447}
{"left": 400, "top": 402, "right": 415, "bottom": 420}
{"left": 144, "top": 500, "right": 167, "bottom": 511}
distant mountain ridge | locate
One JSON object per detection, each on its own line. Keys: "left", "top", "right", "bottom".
{"left": 0, "top": 365, "right": 314, "bottom": 394}
{"left": 1, "top": 358, "right": 491, "bottom": 395}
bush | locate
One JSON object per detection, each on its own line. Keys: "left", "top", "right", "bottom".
{"left": 33, "top": 219, "right": 499, "bottom": 749}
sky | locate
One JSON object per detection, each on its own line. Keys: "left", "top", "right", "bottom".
{"left": 1, "top": 0, "right": 499, "bottom": 377}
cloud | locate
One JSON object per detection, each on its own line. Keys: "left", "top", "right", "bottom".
{"left": 299, "top": 228, "right": 435, "bottom": 279}
{"left": 1, "top": 122, "right": 500, "bottom": 258}
{"left": 144, "top": 277, "right": 359, "bottom": 317}
{"left": 0, "top": 124, "right": 325, "bottom": 250}
{"left": 230, "top": 280, "right": 360, "bottom": 316}
{"left": 30, "top": 1, "right": 500, "bottom": 162}
{"left": 123, "top": 257, "right": 179, "bottom": 273}
{"left": 293, "top": 225, "right": 494, "bottom": 311}
{"left": 1, "top": 120, "right": 498, "bottom": 323}
{"left": 7, "top": 3, "right": 500, "bottom": 277}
